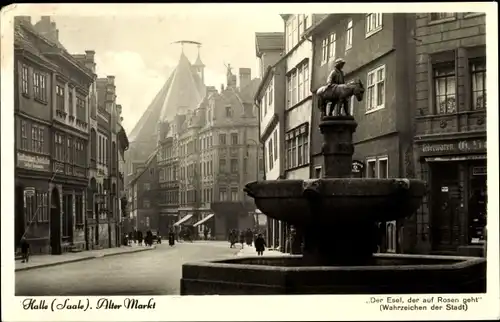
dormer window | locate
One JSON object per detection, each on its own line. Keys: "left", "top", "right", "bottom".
{"left": 226, "top": 106, "right": 233, "bottom": 118}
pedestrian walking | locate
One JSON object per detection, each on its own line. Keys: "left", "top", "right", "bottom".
{"left": 239, "top": 230, "right": 245, "bottom": 249}
{"left": 20, "top": 237, "right": 30, "bottom": 263}
{"left": 255, "top": 234, "right": 266, "bottom": 256}
{"left": 138, "top": 230, "right": 143, "bottom": 246}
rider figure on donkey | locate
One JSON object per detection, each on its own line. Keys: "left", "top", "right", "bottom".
{"left": 326, "top": 58, "right": 346, "bottom": 91}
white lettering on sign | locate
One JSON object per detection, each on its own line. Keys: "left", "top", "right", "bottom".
{"left": 17, "top": 152, "right": 50, "bottom": 171}
{"left": 458, "top": 139, "right": 486, "bottom": 152}
{"left": 441, "top": 186, "right": 449, "bottom": 192}
{"left": 422, "top": 143, "right": 454, "bottom": 153}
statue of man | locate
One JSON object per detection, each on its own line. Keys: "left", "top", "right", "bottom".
{"left": 326, "top": 58, "right": 346, "bottom": 89}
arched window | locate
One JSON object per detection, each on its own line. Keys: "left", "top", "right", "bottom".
{"left": 90, "top": 129, "right": 97, "bottom": 161}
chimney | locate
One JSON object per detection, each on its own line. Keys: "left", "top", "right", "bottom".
{"left": 107, "top": 75, "right": 115, "bottom": 85}
{"left": 85, "top": 50, "right": 96, "bottom": 62}
{"left": 239, "top": 68, "right": 251, "bottom": 90}
{"left": 55, "top": 29, "right": 59, "bottom": 41}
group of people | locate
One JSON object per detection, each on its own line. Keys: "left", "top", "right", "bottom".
{"left": 125, "top": 229, "right": 160, "bottom": 247}
{"left": 228, "top": 228, "right": 267, "bottom": 256}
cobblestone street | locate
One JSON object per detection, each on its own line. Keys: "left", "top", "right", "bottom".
{"left": 15, "top": 241, "right": 239, "bottom": 296}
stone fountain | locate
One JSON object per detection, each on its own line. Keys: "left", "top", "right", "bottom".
{"left": 180, "top": 113, "right": 486, "bottom": 295}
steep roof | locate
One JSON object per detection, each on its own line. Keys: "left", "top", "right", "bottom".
{"left": 255, "top": 32, "right": 284, "bottom": 56}
{"left": 128, "top": 52, "right": 205, "bottom": 142}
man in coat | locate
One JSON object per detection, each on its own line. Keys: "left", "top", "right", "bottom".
{"left": 326, "top": 58, "right": 346, "bottom": 89}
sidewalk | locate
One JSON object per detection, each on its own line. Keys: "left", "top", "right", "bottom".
{"left": 15, "top": 244, "right": 156, "bottom": 272}
{"left": 236, "top": 245, "right": 289, "bottom": 257}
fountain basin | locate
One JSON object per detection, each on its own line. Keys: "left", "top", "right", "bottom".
{"left": 244, "top": 178, "right": 427, "bottom": 225}
{"left": 180, "top": 254, "right": 486, "bottom": 295}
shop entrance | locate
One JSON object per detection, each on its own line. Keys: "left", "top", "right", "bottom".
{"left": 50, "top": 188, "right": 62, "bottom": 255}
{"left": 430, "top": 162, "right": 461, "bottom": 252}
{"left": 468, "top": 162, "right": 487, "bottom": 244}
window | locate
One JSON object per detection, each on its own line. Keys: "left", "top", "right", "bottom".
{"left": 287, "top": 61, "right": 309, "bottom": 107}
{"left": 55, "top": 133, "right": 65, "bottom": 161}
{"left": 298, "top": 65, "right": 303, "bottom": 103}
{"left": 434, "top": 63, "right": 456, "bottom": 114}
{"left": 230, "top": 188, "right": 238, "bottom": 201}
{"left": 303, "top": 63, "right": 309, "bottom": 100}
{"left": 20, "top": 120, "right": 28, "bottom": 150}
{"left": 321, "top": 38, "right": 329, "bottom": 65}
{"left": 226, "top": 106, "right": 233, "bottom": 118}
{"left": 31, "top": 125, "right": 39, "bottom": 152}
{"left": 367, "top": 157, "right": 388, "bottom": 178}
{"left": 328, "top": 33, "right": 336, "bottom": 60}
{"left": 56, "top": 85, "right": 65, "bottom": 112}
{"left": 21, "top": 64, "right": 29, "bottom": 95}
{"left": 90, "top": 129, "right": 96, "bottom": 161}
{"left": 219, "top": 188, "right": 227, "bottom": 201}
{"left": 378, "top": 158, "right": 388, "bottom": 179}
{"left": 230, "top": 159, "right": 238, "bottom": 173}
{"left": 366, "top": 159, "right": 377, "bottom": 178}
{"left": 32, "top": 70, "right": 46, "bottom": 102}
{"left": 66, "top": 137, "right": 73, "bottom": 164}
{"left": 77, "top": 97, "right": 86, "bottom": 121}
{"left": 219, "top": 158, "right": 227, "bottom": 172}
{"left": 430, "top": 13, "right": 455, "bottom": 21}
{"left": 143, "top": 199, "right": 150, "bottom": 208}
{"left": 285, "top": 124, "right": 309, "bottom": 170}
{"left": 219, "top": 133, "right": 226, "bottom": 145}
{"left": 346, "top": 19, "right": 353, "bottom": 51}
{"left": 68, "top": 88, "right": 73, "bottom": 115}
{"left": 267, "top": 139, "right": 274, "bottom": 171}
{"left": 314, "top": 166, "right": 322, "bottom": 179}
{"left": 37, "top": 126, "right": 44, "bottom": 154}
{"left": 144, "top": 183, "right": 151, "bottom": 191}
{"left": 366, "top": 13, "right": 383, "bottom": 36}
{"left": 366, "top": 65, "right": 386, "bottom": 113}
{"left": 231, "top": 133, "right": 238, "bottom": 145}
{"left": 273, "top": 130, "right": 278, "bottom": 161}
{"left": 40, "top": 192, "right": 48, "bottom": 222}
{"left": 470, "top": 59, "right": 486, "bottom": 110}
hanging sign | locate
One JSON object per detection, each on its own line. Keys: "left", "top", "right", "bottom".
{"left": 352, "top": 160, "right": 365, "bottom": 173}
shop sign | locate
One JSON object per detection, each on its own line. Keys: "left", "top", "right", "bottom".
{"left": 472, "top": 166, "right": 486, "bottom": 175}
{"left": 420, "top": 138, "right": 486, "bottom": 156}
{"left": 351, "top": 160, "right": 365, "bottom": 173}
{"left": 16, "top": 152, "right": 50, "bottom": 172}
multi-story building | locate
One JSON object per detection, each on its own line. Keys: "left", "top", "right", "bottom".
{"left": 309, "top": 13, "right": 417, "bottom": 253}
{"left": 254, "top": 32, "right": 287, "bottom": 250}
{"left": 411, "top": 12, "right": 486, "bottom": 256}
{"left": 126, "top": 49, "right": 261, "bottom": 240}
{"left": 282, "top": 14, "right": 315, "bottom": 181}
{"left": 14, "top": 16, "right": 94, "bottom": 254}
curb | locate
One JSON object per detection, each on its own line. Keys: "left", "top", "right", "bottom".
{"left": 15, "top": 246, "right": 156, "bottom": 272}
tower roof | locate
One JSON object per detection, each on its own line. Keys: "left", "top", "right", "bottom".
{"left": 128, "top": 51, "right": 206, "bottom": 143}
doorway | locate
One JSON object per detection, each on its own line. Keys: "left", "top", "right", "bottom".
{"left": 50, "top": 188, "right": 62, "bottom": 255}
{"left": 468, "top": 163, "right": 487, "bottom": 244}
{"left": 15, "top": 185, "right": 25, "bottom": 251}
{"left": 430, "top": 162, "right": 461, "bottom": 252}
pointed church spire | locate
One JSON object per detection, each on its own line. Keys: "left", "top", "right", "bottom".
{"left": 193, "top": 44, "right": 205, "bottom": 84}
{"left": 194, "top": 45, "right": 205, "bottom": 67}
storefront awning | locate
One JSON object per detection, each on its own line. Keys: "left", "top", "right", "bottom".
{"left": 425, "top": 155, "right": 486, "bottom": 162}
{"left": 193, "top": 214, "right": 214, "bottom": 227}
{"left": 173, "top": 214, "right": 193, "bottom": 226}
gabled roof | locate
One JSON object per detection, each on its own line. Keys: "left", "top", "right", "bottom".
{"left": 255, "top": 32, "right": 284, "bottom": 57}
{"left": 128, "top": 52, "right": 206, "bottom": 143}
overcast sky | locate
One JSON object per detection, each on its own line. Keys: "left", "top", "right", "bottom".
{"left": 31, "top": 12, "right": 283, "bottom": 133}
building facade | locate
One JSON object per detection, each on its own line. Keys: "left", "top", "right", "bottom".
{"left": 14, "top": 16, "right": 129, "bottom": 255}
{"left": 411, "top": 12, "right": 486, "bottom": 256}
{"left": 14, "top": 17, "right": 93, "bottom": 254}
{"left": 255, "top": 32, "right": 287, "bottom": 250}
{"left": 309, "top": 13, "right": 417, "bottom": 253}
